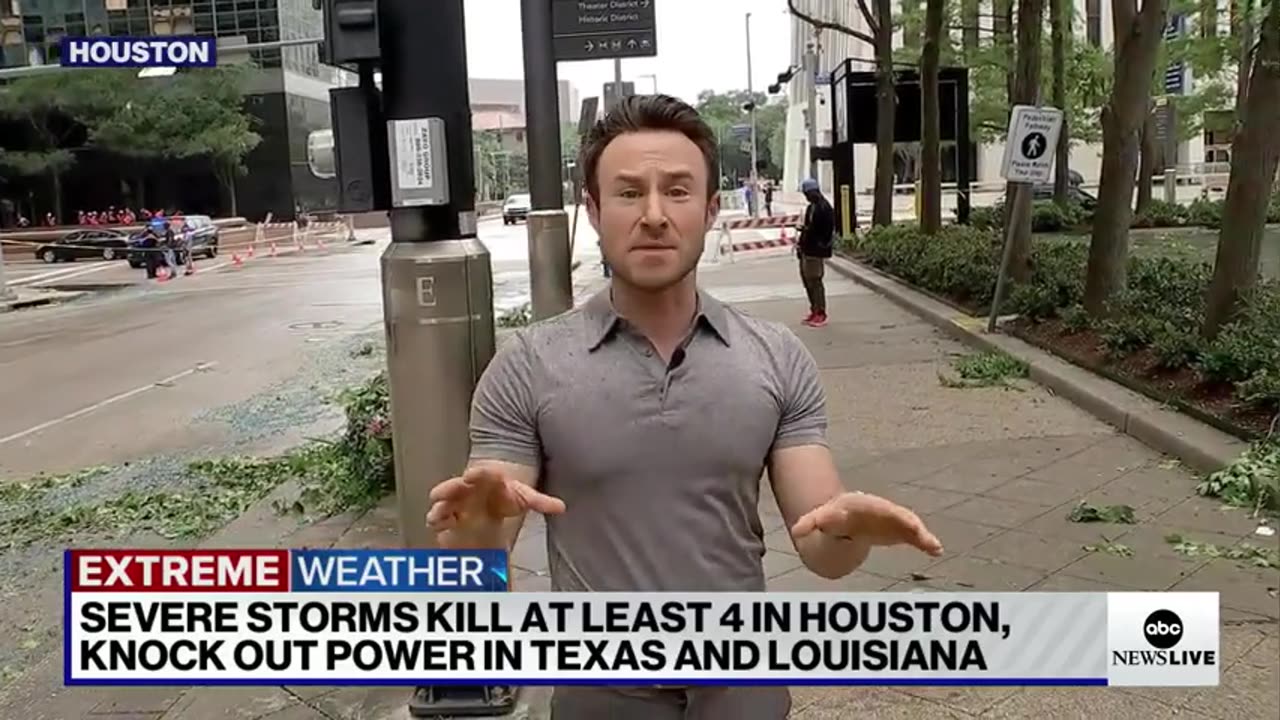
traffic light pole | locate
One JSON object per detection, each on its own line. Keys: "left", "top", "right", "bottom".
{"left": 745, "top": 12, "right": 759, "bottom": 217}
{"left": 328, "top": 1, "right": 506, "bottom": 712}
{"left": 804, "top": 38, "right": 820, "bottom": 181}
{"left": 521, "top": 0, "right": 574, "bottom": 321}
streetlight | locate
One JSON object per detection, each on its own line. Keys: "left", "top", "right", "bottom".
{"left": 745, "top": 12, "right": 759, "bottom": 217}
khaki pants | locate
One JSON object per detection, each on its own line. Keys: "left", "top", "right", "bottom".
{"left": 799, "top": 254, "right": 826, "bottom": 314}
{"left": 551, "top": 686, "right": 790, "bottom": 720}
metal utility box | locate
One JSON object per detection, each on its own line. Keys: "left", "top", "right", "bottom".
{"left": 381, "top": 239, "right": 495, "bottom": 549}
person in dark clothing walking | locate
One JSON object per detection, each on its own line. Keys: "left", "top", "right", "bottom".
{"left": 764, "top": 181, "right": 774, "bottom": 216}
{"left": 797, "top": 178, "right": 834, "bottom": 327}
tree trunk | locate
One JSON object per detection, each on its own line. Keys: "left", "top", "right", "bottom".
{"left": 872, "top": 0, "right": 895, "bottom": 227}
{"left": 51, "top": 171, "right": 63, "bottom": 223}
{"left": 1236, "top": 0, "right": 1255, "bottom": 119}
{"left": 1083, "top": 0, "right": 1168, "bottom": 317}
{"left": 1203, "top": 0, "right": 1280, "bottom": 338}
{"left": 1137, "top": 101, "right": 1157, "bottom": 216}
{"left": 1051, "top": 0, "right": 1071, "bottom": 206}
{"left": 1006, "top": 0, "right": 1047, "bottom": 283}
{"left": 998, "top": 0, "right": 1018, "bottom": 228}
{"left": 920, "top": 0, "right": 944, "bottom": 234}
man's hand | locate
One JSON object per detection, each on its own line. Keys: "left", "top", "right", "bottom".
{"left": 426, "top": 466, "right": 565, "bottom": 548}
{"left": 790, "top": 492, "right": 943, "bottom": 557}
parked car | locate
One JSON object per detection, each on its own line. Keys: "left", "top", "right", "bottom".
{"left": 1029, "top": 182, "right": 1097, "bottom": 211}
{"left": 996, "top": 170, "right": 1097, "bottom": 211}
{"left": 127, "top": 215, "right": 220, "bottom": 268}
{"left": 36, "top": 229, "right": 133, "bottom": 263}
{"left": 503, "top": 193, "right": 532, "bottom": 225}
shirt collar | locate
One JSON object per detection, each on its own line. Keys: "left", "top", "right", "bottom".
{"left": 584, "top": 287, "right": 732, "bottom": 350}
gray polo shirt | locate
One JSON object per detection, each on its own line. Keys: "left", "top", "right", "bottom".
{"left": 469, "top": 288, "right": 828, "bottom": 593}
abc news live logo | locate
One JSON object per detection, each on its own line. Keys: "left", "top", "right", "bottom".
{"left": 1111, "top": 609, "right": 1217, "bottom": 668}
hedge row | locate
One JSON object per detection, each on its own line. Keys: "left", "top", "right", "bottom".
{"left": 969, "top": 195, "right": 1280, "bottom": 234}
{"left": 842, "top": 225, "right": 1280, "bottom": 412}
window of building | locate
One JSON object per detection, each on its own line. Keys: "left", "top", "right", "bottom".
{"left": 989, "top": 0, "right": 1004, "bottom": 34}
{"left": 1086, "top": 0, "right": 1102, "bottom": 47}
{"left": 106, "top": 0, "right": 128, "bottom": 10}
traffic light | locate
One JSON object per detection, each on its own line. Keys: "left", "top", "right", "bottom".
{"left": 742, "top": 101, "right": 755, "bottom": 113}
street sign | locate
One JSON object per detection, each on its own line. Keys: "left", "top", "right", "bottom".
{"left": 553, "top": 0, "right": 657, "bottom": 61}
{"left": 730, "top": 123, "right": 751, "bottom": 139}
{"left": 999, "top": 105, "right": 1064, "bottom": 184}
{"left": 577, "top": 96, "right": 599, "bottom": 137}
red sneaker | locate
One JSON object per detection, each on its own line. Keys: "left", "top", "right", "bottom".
{"left": 808, "top": 313, "right": 828, "bottom": 327}
{"left": 801, "top": 311, "right": 816, "bottom": 324}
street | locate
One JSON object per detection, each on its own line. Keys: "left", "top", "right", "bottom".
{"left": 0, "top": 211, "right": 606, "bottom": 479}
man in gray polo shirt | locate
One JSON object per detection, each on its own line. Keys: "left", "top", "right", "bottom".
{"left": 427, "top": 95, "right": 942, "bottom": 719}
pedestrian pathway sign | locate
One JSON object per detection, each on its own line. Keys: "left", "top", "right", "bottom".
{"left": 1000, "top": 105, "right": 1064, "bottom": 184}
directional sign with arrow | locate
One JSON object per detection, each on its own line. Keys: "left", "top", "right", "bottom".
{"left": 552, "top": 0, "right": 658, "bottom": 61}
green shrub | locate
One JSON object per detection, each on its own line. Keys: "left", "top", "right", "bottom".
{"left": 1237, "top": 367, "right": 1280, "bottom": 410}
{"left": 1200, "top": 283, "right": 1280, "bottom": 384}
{"left": 1132, "top": 199, "right": 1188, "bottom": 228}
{"left": 1060, "top": 304, "right": 1092, "bottom": 332}
{"left": 1188, "top": 197, "right": 1224, "bottom": 228}
{"left": 854, "top": 224, "right": 1001, "bottom": 305}
{"left": 1268, "top": 192, "right": 1280, "bottom": 224}
{"left": 970, "top": 204, "right": 1002, "bottom": 231}
{"left": 1151, "top": 324, "right": 1203, "bottom": 370}
{"left": 1030, "top": 201, "right": 1084, "bottom": 233}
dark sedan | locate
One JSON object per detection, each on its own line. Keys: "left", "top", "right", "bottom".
{"left": 127, "top": 216, "right": 221, "bottom": 268}
{"left": 36, "top": 229, "right": 132, "bottom": 263}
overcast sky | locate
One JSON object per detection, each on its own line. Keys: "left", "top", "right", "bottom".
{"left": 460, "top": 0, "right": 794, "bottom": 105}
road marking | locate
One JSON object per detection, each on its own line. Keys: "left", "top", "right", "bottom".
{"left": 10, "top": 261, "right": 118, "bottom": 287}
{"left": 0, "top": 362, "right": 218, "bottom": 446}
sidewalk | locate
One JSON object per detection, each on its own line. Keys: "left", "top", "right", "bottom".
{"left": 20, "top": 251, "right": 1277, "bottom": 719}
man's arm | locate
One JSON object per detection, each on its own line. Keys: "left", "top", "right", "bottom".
{"left": 765, "top": 332, "right": 870, "bottom": 579}
{"left": 454, "top": 332, "right": 544, "bottom": 552}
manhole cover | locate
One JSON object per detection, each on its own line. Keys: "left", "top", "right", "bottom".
{"left": 289, "top": 320, "right": 344, "bottom": 330}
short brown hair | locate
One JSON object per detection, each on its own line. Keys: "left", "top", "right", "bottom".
{"left": 579, "top": 94, "right": 719, "bottom": 201}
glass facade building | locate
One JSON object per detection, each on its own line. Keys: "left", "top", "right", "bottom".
{"left": 0, "top": 0, "right": 343, "bottom": 220}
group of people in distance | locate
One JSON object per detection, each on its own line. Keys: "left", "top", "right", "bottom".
{"left": 134, "top": 215, "right": 194, "bottom": 280}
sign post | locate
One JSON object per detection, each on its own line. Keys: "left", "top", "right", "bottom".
{"left": 552, "top": 0, "right": 657, "bottom": 61}
{"left": 989, "top": 104, "right": 1064, "bottom": 332}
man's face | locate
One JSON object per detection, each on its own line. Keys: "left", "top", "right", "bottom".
{"left": 586, "top": 129, "right": 719, "bottom": 291}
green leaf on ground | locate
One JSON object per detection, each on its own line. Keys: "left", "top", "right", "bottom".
{"left": 0, "top": 466, "right": 109, "bottom": 504}
{"left": 1165, "top": 533, "right": 1280, "bottom": 569}
{"left": 1068, "top": 501, "right": 1137, "bottom": 524}
{"left": 497, "top": 303, "right": 533, "bottom": 328}
{"left": 1196, "top": 436, "right": 1279, "bottom": 517}
{"left": 1083, "top": 538, "right": 1133, "bottom": 557}
{"left": 0, "top": 372, "right": 395, "bottom": 550}
{"left": 939, "top": 350, "right": 1030, "bottom": 389}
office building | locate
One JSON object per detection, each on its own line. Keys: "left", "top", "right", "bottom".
{"left": 0, "top": 0, "right": 345, "bottom": 221}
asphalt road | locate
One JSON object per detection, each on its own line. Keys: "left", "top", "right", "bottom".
{"left": 0, "top": 212, "right": 603, "bottom": 480}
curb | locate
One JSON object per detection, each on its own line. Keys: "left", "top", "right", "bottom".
{"left": 826, "top": 255, "right": 1248, "bottom": 475}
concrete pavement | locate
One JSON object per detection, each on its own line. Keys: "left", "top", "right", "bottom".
{"left": 10, "top": 249, "right": 1274, "bottom": 719}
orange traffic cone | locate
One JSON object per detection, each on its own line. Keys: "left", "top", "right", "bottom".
{"left": 247, "top": 244, "right": 255, "bottom": 257}
{"left": 232, "top": 253, "right": 243, "bottom": 267}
